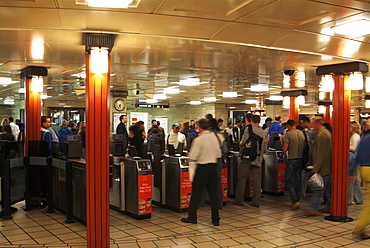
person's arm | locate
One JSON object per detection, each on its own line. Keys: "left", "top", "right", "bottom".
{"left": 283, "top": 142, "right": 289, "bottom": 153}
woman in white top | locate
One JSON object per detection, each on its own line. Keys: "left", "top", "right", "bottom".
{"left": 349, "top": 122, "right": 364, "bottom": 205}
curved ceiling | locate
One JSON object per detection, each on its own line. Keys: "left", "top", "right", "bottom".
{"left": 0, "top": 0, "right": 369, "bottom": 108}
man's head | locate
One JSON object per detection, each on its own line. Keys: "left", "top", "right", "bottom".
{"left": 9, "top": 117, "right": 14, "bottom": 123}
{"left": 251, "top": 115, "right": 261, "bottom": 125}
{"left": 183, "top": 121, "right": 190, "bottom": 129}
{"left": 286, "top": 119, "right": 296, "bottom": 131}
{"left": 16, "top": 119, "right": 21, "bottom": 124}
{"left": 157, "top": 121, "right": 161, "bottom": 126}
{"left": 227, "top": 122, "right": 233, "bottom": 128}
{"left": 265, "top": 117, "right": 272, "bottom": 124}
{"left": 198, "top": 119, "right": 210, "bottom": 132}
{"left": 172, "top": 123, "right": 180, "bottom": 133}
{"left": 299, "top": 116, "right": 311, "bottom": 128}
{"left": 151, "top": 119, "right": 157, "bottom": 125}
{"left": 275, "top": 115, "right": 281, "bottom": 123}
{"left": 41, "top": 116, "right": 51, "bottom": 129}
{"left": 311, "top": 117, "right": 324, "bottom": 131}
{"left": 245, "top": 113, "right": 253, "bottom": 125}
{"left": 241, "top": 120, "right": 246, "bottom": 126}
{"left": 235, "top": 120, "right": 241, "bottom": 127}
{"left": 217, "top": 119, "right": 223, "bottom": 127}
{"left": 119, "top": 114, "right": 127, "bottom": 124}
{"left": 205, "top": 114, "right": 213, "bottom": 120}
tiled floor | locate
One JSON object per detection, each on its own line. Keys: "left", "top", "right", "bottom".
{"left": 1, "top": 194, "right": 369, "bottom": 248}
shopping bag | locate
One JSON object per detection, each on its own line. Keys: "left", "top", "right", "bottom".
{"left": 308, "top": 173, "right": 324, "bottom": 190}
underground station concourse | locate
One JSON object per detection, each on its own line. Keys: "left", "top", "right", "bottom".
{"left": 1, "top": 1, "right": 370, "bottom": 248}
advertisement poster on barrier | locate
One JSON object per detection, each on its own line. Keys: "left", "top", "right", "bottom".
{"left": 130, "top": 112, "right": 149, "bottom": 132}
{"left": 180, "top": 168, "right": 192, "bottom": 209}
{"left": 154, "top": 116, "right": 168, "bottom": 135}
{"left": 221, "top": 165, "right": 228, "bottom": 202}
{"left": 277, "top": 162, "right": 285, "bottom": 192}
{"left": 138, "top": 174, "right": 152, "bottom": 214}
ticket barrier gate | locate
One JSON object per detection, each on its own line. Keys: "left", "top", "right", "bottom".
{"left": 0, "top": 141, "right": 25, "bottom": 219}
{"left": 205, "top": 161, "right": 229, "bottom": 206}
{"left": 262, "top": 150, "right": 285, "bottom": 196}
{"left": 110, "top": 157, "right": 152, "bottom": 219}
{"left": 162, "top": 156, "right": 191, "bottom": 213}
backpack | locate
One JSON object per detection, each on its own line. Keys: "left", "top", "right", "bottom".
{"left": 242, "top": 125, "right": 263, "bottom": 162}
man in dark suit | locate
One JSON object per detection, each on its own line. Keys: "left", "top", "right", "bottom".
{"left": 116, "top": 114, "right": 128, "bottom": 137}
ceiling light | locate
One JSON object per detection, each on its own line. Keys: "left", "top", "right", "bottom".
{"left": 72, "top": 73, "right": 86, "bottom": 79}
{"left": 297, "top": 95, "right": 305, "bottom": 105}
{"left": 366, "top": 77, "right": 370, "bottom": 93}
{"left": 269, "top": 95, "right": 283, "bottom": 101}
{"left": 283, "top": 96, "right": 290, "bottom": 108}
{"left": 331, "top": 19, "right": 370, "bottom": 38}
{"left": 169, "top": 57, "right": 181, "bottom": 62}
{"left": 245, "top": 100, "right": 257, "bottom": 104}
{"left": 146, "top": 99, "right": 158, "bottom": 104}
{"left": 321, "top": 55, "right": 333, "bottom": 60}
{"left": 31, "top": 76, "right": 43, "bottom": 93}
{"left": 297, "top": 71, "right": 305, "bottom": 87}
{"left": 190, "top": 101, "right": 201, "bottom": 105}
{"left": 204, "top": 97, "right": 217, "bottom": 102}
{"left": 163, "top": 87, "right": 180, "bottom": 94}
{"left": 41, "top": 94, "right": 51, "bottom": 99}
{"left": 31, "top": 37, "right": 44, "bottom": 60}
{"left": 153, "top": 94, "right": 167, "bottom": 100}
{"left": 0, "top": 77, "right": 12, "bottom": 86}
{"left": 229, "top": 106, "right": 236, "bottom": 109}
{"left": 90, "top": 48, "right": 108, "bottom": 74}
{"left": 223, "top": 92, "right": 237, "bottom": 98}
{"left": 179, "top": 78, "right": 200, "bottom": 86}
{"left": 349, "top": 72, "right": 364, "bottom": 90}
{"left": 86, "top": 0, "right": 133, "bottom": 8}
{"left": 318, "top": 105, "right": 326, "bottom": 113}
{"left": 321, "top": 75, "right": 334, "bottom": 92}
{"left": 4, "top": 98, "right": 14, "bottom": 105}
{"left": 250, "top": 84, "right": 269, "bottom": 92}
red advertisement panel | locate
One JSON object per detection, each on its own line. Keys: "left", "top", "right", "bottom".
{"left": 221, "top": 167, "right": 228, "bottom": 201}
{"left": 180, "top": 169, "right": 192, "bottom": 209}
{"left": 277, "top": 162, "right": 286, "bottom": 192}
{"left": 138, "top": 174, "right": 152, "bottom": 215}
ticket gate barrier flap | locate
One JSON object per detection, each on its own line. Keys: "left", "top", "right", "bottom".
{"left": 262, "top": 150, "right": 285, "bottom": 196}
{"left": 165, "top": 156, "right": 191, "bottom": 213}
{"left": 227, "top": 151, "right": 239, "bottom": 197}
{"left": 221, "top": 163, "right": 228, "bottom": 202}
{"left": 109, "top": 161, "right": 125, "bottom": 211}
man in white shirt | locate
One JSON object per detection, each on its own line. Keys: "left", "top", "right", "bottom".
{"left": 181, "top": 119, "right": 222, "bottom": 226}
{"left": 167, "top": 123, "right": 186, "bottom": 149}
{"left": 9, "top": 117, "right": 20, "bottom": 141}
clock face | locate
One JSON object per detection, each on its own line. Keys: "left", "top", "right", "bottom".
{"left": 114, "top": 99, "right": 125, "bottom": 111}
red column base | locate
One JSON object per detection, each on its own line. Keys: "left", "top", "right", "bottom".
{"left": 324, "top": 215, "right": 354, "bottom": 222}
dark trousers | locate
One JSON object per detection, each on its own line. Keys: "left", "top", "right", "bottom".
{"left": 188, "top": 163, "right": 219, "bottom": 222}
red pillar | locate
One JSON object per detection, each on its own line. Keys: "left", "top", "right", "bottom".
{"left": 289, "top": 97, "right": 299, "bottom": 122}
{"left": 85, "top": 54, "right": 110, "bottom": 247}
{"left": 324, "top": 105, "right": 331, "bottom": 123}
{"left": 24, "top": 78, "right": 42, "bottom": 156}
{"left": 325, "top": 74, "right": 352, "bottom": 222}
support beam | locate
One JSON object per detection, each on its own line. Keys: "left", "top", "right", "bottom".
{"left": 325, "top": 75, "right": 352, "bottom": 222}
{"left": 85, "top": 54, "right": 110, "bottom": 247}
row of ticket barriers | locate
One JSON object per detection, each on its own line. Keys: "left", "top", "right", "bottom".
{"left": 0, "top": 137, "right": 286, "bottom": 223}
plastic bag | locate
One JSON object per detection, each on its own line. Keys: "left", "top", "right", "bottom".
{"left": 308, "top": 173, "right": 324, "bottom": 190}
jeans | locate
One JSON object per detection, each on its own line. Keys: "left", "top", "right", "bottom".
{"left": 311, "top": 174, "right": 331, "bottom": 211}
{"left": 348, "top": 174, "right": 364, "bottom": 205}
{"left": 285, "top": 158, "right": 302, "bottom": 204}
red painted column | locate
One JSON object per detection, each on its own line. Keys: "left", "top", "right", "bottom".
{"left": 24, "top": 78, "right": 42, "bottom": 156}
{"left": 289, "top": 97, "right": 299, "bottom": 122}
{"left": 325, "top": 74, "right": 352, "bottom": 221}
{"left": 324, "top": 106, "right": 331, "bottom": 123}
{"left": 85, "top": 54, "right": 110, "bottom": 247}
